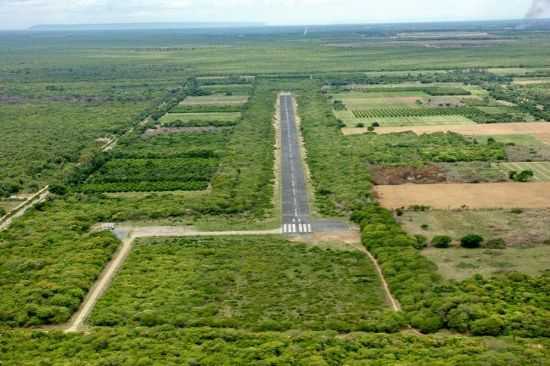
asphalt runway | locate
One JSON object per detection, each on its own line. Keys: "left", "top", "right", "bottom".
{"left": 280, "top": 93, "right": 312, "bottom": 234}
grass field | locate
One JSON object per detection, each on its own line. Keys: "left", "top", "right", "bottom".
{"left": 180, "top": 95, "right": 249, "bottom": 106}
{"left": 423, "top": 246, "right": 550, "bottom": 281}
{"left": 90, "top": 236, "right": 390, "bottom": 331}
{"left": 493, "top": 162, "right": 550, "bottom": 181}
{"left": 398, "top": 208, "right": 550, "bottom": 247}
{"left": 336, "top": 110, "right": 474, "bottom": 127}
{"left": 375, "top": 182, "right": 550, "bottom": 209}
{"left": 160, "top": 112, "right": 242, "bottom": 124}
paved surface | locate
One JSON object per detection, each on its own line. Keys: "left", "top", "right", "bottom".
{"left": 279, "top": 93, "right": 349, "bottom": 235}
{"left": 280, "top": 93, "right": 313, "bottom": 234}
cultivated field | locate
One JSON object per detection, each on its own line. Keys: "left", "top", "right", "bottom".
{"left": 160, "top": 112, "right": 242, "bottom": 123}
{"left": 335, "top": 110, "right": 474, "bottom": 127}
{"left": 375, "top": 182, "right": 550, "bottom": 209}
{"left": 180, "top": 95, "right": 249, "bottom": 106}
{"left": 493, "top": 162, "right": 550, "bottom": 181}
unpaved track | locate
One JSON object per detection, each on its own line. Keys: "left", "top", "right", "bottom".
{"left": 0, "top": 186, "right": 49, "bottom": 232}
{"left": 342, "top": 237, "right": 401, "bottom": 311}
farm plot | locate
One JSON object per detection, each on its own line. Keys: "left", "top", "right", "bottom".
{"left": 160, "top": 112, "right": 242, "bottom": 127}
{"left": 375, "top": 182, "right": 550, "bottom": 209}
{"left": 347, "top": 122, "right": 550, "bottom": 136}
{"left": 202, "top": 84, "right": 252, "bottom": 95}
{"left": 80, "top": 131, "right": 230, "bottom": 193}
{"left": 180, "top": 95, "right": 249, "bottom": 106}
{"left": 493, "top": 162, "right": 550, "bottom": 181}
{"left": 90, "top": 236, "right": 391, "bottom": 332}
{"left": 335, "top": 110, "right": 474, "bottom": 127}
{"left": 81, "top": 158, "right": 219, "bottom": 193}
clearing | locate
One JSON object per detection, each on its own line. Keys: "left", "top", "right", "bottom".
{"left": 374, "top": 182, "right": 550, "bottom": 209}
{"left": 423, "top": 246, "right": 550, "bottom": 281}
{"left": 398, "top": 208, "right": 550, "bottom": 246}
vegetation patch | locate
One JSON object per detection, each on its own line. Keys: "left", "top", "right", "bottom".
{"left": 90, "top": 236, "right": 394, "bottom": 332}
{"left": 2, "top": 328, "right": 548, "bottom": 365}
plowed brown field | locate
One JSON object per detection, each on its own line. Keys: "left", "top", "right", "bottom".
{"left": 374, "top": 182, "right": 550, "bottom": 209}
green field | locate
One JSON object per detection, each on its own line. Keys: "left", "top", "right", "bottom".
{"left": 335, "top": 110, "right": 474, "bottom": 127}
{"left": 160, "top": 112, "right": 242, "bottom": 124}
{"left": 180, "top": 95, "right": 249, "bottom": 106}
{"left": 493, "top": 162, "right": 550, "bottom": 181}
{"left": 90, "top": 236, "right": 391, "bottom": 331}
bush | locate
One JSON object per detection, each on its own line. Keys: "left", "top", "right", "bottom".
{"left": 410, "top": 310, "right": 444, "bottom": 333}
{"left": 460, "top": 234, "right": 484, "bottom": 249}
{"left": 0, "top": 207, "right": 6, "bottom": 217}
{"left": 413, "top": 235, "right": 428, "bottom": 250}
{"left": 470, "top": 316, "right": 505, "bottom": 336}
{"left": 431, "top": 235, "right": 452, "bottom": 248}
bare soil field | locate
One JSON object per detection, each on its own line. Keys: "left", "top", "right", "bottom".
{"left": 374, "top": 182, "right": 550, "bottom": 209}
{"left": 342, "top": 122, "right": 550, "bottom": 137}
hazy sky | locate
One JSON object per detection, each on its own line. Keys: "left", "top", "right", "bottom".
{"left": 0, "top": 0, "right": 544, "bottom": 30}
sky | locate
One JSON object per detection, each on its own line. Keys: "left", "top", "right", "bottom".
{"left": 0, "top": 0, "right": 545, "bottom": 30}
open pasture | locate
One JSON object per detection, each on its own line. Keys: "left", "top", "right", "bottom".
{"left": 90, "top": 236, "right": 390, "bottom": 331}
{"left": 399, "top": 208, "right": 550, "bottom": 248}
{"left": 423, "top": 246, "right": 550, "bottom": 281}
{"left": 375, "top": 182, "right": 550, "bottom": 209}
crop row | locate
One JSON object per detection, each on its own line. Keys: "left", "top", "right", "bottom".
{"left": 87, "top": 158, "right": 219, "bottom": 184}
{"left": 170, "top": 105, "right": 243, "bottom": 113}
{"left": 352, "top": 107, "right": 476, "bottom": 119}
{"left": 79, "top": 180, "right": 208, "bottom": 193}
{"left": 162, "top": 119, "right": 238, "bottom": 128}
{"left": 114, "top": 130, "right": 229, "bottom": 159}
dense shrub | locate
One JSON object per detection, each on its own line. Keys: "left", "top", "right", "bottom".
{"left": 461, "top": 234, "right": 484, "bottom": 248}
{"left": 432, "top": 235, "right": 452, "bottom": 248}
